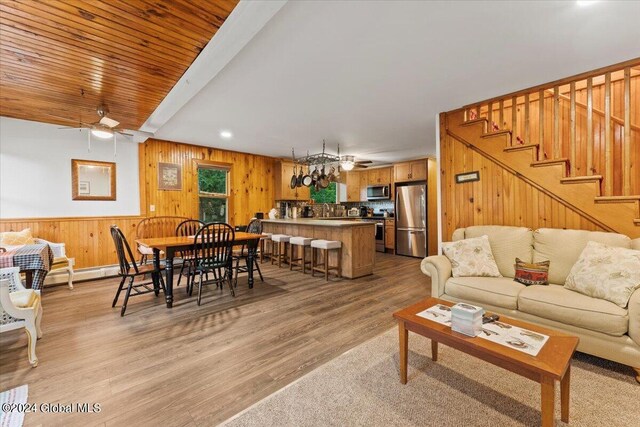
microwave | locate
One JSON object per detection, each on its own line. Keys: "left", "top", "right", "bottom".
{"left": 367, "top": 185, "right": 390, "bottom": 200}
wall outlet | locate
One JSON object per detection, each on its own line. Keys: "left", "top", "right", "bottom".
{"left": 68, "top": 257, "right": 75, "bottom": 267}
{"left": 150, "top": 204, "right": 155, "bottom": 212}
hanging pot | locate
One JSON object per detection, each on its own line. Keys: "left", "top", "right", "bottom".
{"left": 318, "top": 165, "right": 329, "bottom": 189}
{"left": 296, "top": 166, "right": 304, "bottom": 187}
{"left": 290, "top": 165, "right": 297, "bottom": 189}
{"left": 302, "top": 165, "right": 313, "bottom": 187}
{"left": 310, "top": 166, "right": 319, "bottom": 187}
{"left": 327, "top": 166, "right": 336, "bottom": 182}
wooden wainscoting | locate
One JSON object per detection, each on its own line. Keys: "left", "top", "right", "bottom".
{"left": 0, "top": 216, "right": 142, "bottom": 269}
{"left": 440, "top": 133, "right": 606, "bottom": 241}
{"left": 140, "top": 139, "right": 276, "bottom": 225}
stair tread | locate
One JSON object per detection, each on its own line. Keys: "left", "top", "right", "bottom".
{"left": 481, "top": 130, "right": 511, "bottom": 138}
{"left": 531, "top": 158, "right": 569, "bottom": 167}
{"left": 595, "top": 195, "right": 640, "bottom": 201}
{"left": 504, "top": 143, "right": 539, "bottom": 152}
{"left": 560, "top": 175, "right": 603, "bottom": 183}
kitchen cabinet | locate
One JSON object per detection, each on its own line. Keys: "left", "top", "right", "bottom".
{"left": 377, "top": 167, "right": 392, "bottom": 185}
{"left": 345, "top": 171, "right": 361, "bottom": 202}
{"left": 385, "top": 218, "right": 395, "bottom": 252}
{"left": 274, "top": 160, "right": 310, "bottom": 200}
{"left": 394, "top": 159, "right": 427, "bottom": 183}
{"left": 368, "top": 167, "right": 391, "bottom": 185}
{"left": 359, "top": 171, "right": 368, "bottom": 201}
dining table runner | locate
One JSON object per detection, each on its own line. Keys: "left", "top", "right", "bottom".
{"left": 0, "top": 244, "right": 54, "bottom": 290}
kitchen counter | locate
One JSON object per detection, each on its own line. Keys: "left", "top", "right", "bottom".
{"left": 262, "top": 218, "right": 370, "bottom": 227}
{"left": 262, "top": 218, "right": 376, "bottom": 279}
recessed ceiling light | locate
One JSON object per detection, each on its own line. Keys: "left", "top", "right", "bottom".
{"left": 576, "top": 0, "right": 598, "bottom": 6}
{"left": 220, "top": 130, "right": 233, "bottom": 139}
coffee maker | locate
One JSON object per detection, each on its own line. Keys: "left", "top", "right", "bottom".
{"left": 303, "top": 206, "right": 314, "bottom": 218}
{"left": 359, "top": 206, "right": 368, "bottom": 217}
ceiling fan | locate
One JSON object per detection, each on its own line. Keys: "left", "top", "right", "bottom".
{"left": 339, "top": 155, "right": 372, "bottom": 170}
{"left": 60, "top": 104, "right": 153, "bottom": 155}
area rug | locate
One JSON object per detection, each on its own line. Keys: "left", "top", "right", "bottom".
{"left": 222, "top": 329, "right": 639, "bottom": 426}
{"left": 0, "top": 385, "right": 28, "bottom": 427}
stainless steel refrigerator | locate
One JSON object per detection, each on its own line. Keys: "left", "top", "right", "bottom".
{"left": 395, "top": 183, "right": 427, "bottom": 257}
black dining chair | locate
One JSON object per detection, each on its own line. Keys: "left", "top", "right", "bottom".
{"left": 175, "top": 219, "right": 204, "bottom": 288}
{"left": 190, "top": 222, "right": 235, "bottom": 305}
{"left": 110, "top": 225, "right": 166, "bottom": 316}
{"left": 232, "top": 219, "right": 264, "bottom": 287}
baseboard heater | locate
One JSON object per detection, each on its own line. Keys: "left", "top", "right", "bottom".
{"left": 44, "top": 265, "right": 120, "bottom": 287}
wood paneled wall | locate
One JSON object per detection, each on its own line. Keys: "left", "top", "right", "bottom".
{"left": 1, "top": 139, "right": 277, "bottom": 269}
{"left": 0, "top": 216, "right": 141, "bottom": 269}
{"left": 440, "top": 132, "right": 606, "bottom": 241}
{"left": 140, "top": 138, "right": 276, "bottom": 225}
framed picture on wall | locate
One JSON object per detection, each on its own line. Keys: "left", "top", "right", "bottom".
{"left": 158, "top": 162, "right": 182, "bottom": 191}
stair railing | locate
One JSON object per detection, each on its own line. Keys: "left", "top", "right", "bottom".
{"left": 462, "top": 59, "right": 639, "bottom": 197}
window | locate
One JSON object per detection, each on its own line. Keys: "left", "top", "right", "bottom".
{"left": 198, "top": 166, "right": 229, "bottom": 223}
{"left": 310, "top": 182, "right": 337, "bottom": 204}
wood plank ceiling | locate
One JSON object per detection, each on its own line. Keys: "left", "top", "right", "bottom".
{"left": 0, "top": 0, "right": 238, "bottom": 129}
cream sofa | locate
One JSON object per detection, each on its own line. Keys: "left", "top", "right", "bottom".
{"left": 421, "top": 225, "right": 640, "bottom": 382}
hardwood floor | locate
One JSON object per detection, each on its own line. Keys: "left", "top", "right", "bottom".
{"left": 0, "top": 253, "right": 430, "bottom": 426}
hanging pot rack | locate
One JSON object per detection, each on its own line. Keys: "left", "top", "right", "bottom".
{"left": 292, "top": 140, "right": 341, "bottom": 166}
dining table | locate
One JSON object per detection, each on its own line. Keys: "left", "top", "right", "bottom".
{"left": 0, "top": 243, "right": 53, "bottom": 290}
{"left": 136, "top": 232, "right": 264, "bottom": 308}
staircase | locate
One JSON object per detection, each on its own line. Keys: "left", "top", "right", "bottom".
{"left": 444, "top": 61, "right": 640, "bottom": 238}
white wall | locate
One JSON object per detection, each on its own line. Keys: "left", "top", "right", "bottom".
{"left": 0, "top": 117, "right": 140, "bottom": 218}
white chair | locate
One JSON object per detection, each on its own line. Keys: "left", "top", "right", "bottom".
{"left": 34, "top": 238, "right": 74, "bottom": 289}
{"left": 289, "top": 237, "right": 314, "bottom": 274}
{"left": 271, "top": 235, "right": 291, "bottom": 268}
{"left": 0, "top": 267, "right": 43, "bottom": 367}
{"left": 311, "top": 240, "right": 342, "bottom": 280}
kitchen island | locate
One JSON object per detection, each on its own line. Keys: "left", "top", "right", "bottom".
{"left": 262, "top": 219, "right": 376, "bottom": 278}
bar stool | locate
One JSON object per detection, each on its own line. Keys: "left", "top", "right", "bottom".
{"left": 260, "top": 232, "right": 273, "bottom": 263}
{"left": 289, "top": 237, "right": 314, "bottom": 273}
{"left": 311, "top": 239, "right": 342, "bottom": 280}
{"left": 271, "top": 234, "right": 291, "bottom": 267}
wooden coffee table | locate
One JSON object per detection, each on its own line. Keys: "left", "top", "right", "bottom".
{"left": 393, "top": 297, "right": 579, "bottom": 427}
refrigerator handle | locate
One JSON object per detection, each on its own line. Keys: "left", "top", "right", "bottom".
{"left": 421, "top": 187, "right": 426, "bottom": 228}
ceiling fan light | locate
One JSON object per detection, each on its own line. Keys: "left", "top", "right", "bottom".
{"left": 340, "top": 155, "right": 355, "bottom": 171}
{"left": 91, "top": 125, "right": 113, "bottom": 139}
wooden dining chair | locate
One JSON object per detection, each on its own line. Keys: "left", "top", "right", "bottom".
{"left": 110, "top": 226, "right": 166, "bottom": 316}
{"left": 175, "top": 219, "right": 204, "bottom": 288}
{"left": 190, "top": 223, "right": 235, "bottom": 305}
{"left": 232, "top": 219, "right": 264, "bottom": 287}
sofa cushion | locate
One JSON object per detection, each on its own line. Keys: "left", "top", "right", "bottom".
{"left": 533, "top": 228, "right": 631, "bottom": 285}
{"left": 632, "top": 238, "right": 640, "bottom": 250}
{"left": 565, "top": 241, "right": 640, "bottom": 308}
{"left": 456, "top": 226, "right": 533, "bottom": 278}
{"left": 518, "top": 284, "right": 629, "bottom": 336}
{"left": 445, "top": 277, "right": 526, "bottom": 310}
{"left": 442, "top": 235, "right": 502, "bottom": 278}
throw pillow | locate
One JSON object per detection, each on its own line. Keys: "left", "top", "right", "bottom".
{"left": 565, "top": 241, "right": 640, "bottom": 308}
{"left": 514, "top": 258, "right": 550, "bottom": 286}
{"left": 0, "top": 228, "right": 34, "bottom": 246}
{"left": 442, "top": 235, "right": 502, "bottom": 278}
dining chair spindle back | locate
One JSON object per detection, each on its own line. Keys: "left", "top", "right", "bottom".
{"left": 110, "top": 226, "right": 166, "bottom": 316}
{"left": 192, "top": 223, "right": 235, "bottom": 305}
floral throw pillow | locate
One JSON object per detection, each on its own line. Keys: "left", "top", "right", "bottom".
{"left": 442, "top": 235, "right": 502, "bottom": 278}
{"left": 565, "top": 241, "right": 640, "bottom": 308}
